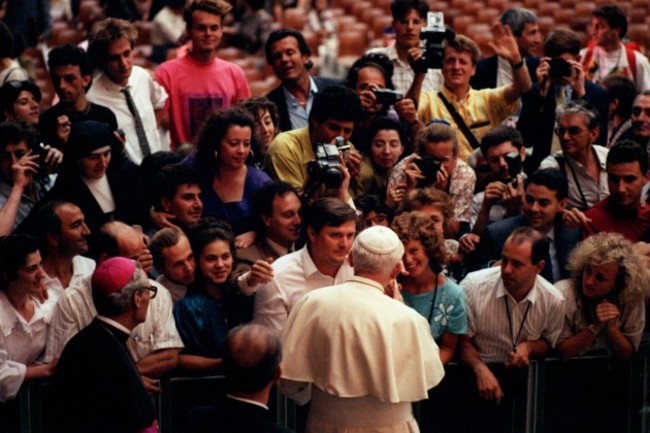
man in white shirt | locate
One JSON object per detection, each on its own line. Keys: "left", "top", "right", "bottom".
{"left": 45, "top": 221, "right": 183, "bottom": 389}
{"left": 539, "top": 102, "right": 609, "bottom": 210}
{"left": 367, "top": 0, "right": 442, "bottom": 95}
{"left": 29, "top": 201, "right": 95, "bottom": 301}
{"left": 253, "top": 197, "right": 356, "bottom": 332}
{"left": 87, "top": 18, "right": 169, "bottom": 164}
{"left": 458, "top": 227, "right": 564, "bottom": 432}
{"left": 580, "top": 4, "right": 650, "bottom": 92}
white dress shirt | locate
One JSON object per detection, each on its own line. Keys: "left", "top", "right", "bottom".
{"left": 87, "top": 66, "right": 169, "bottom": 164}
{"left": 253, "top": 245, "right": 354, "bottom": 333}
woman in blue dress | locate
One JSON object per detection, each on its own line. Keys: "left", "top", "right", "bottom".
{"left": 192, "top": 107, "right": 271, "bottom": 248}
{"left": 391, "top": 211, "right": 467, "bottom": 365}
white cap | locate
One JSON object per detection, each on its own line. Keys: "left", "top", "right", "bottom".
{"left": 356, "top": 226, "right": 401, "bottom": 255}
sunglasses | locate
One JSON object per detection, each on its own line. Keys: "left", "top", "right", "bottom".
{"left": 632, "top": 107, "right": 650, "bottom": 117}
{"left": 554, "top": 126, "right": 584, "bottom": 136}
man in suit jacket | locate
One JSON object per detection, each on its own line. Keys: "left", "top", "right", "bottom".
{"left": 189, "top": 323, "right": 292, "bottom": 433}
{"left": 471, "top": 169, "right": 580, "bottom": 282}
{"left": 234, "top": 181, "right": 301, "bottom": 295}
{"left": 264, "top": 29, "right": 339, "bottom": 132}
{"left": 471, "top": 7, "right": 542, "bottom": 90}
{"left": 518, "top": 29, "right": 609, "bottom": 173}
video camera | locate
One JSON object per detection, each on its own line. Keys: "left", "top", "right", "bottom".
{"left": 414, "top": 12, "right": 456, "bottom": 73}
{"left": 307, "top": 143, "right": 344, "bottom": 189}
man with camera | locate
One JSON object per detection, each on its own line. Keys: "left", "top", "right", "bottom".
{"left": 367, "top": 0, "right": 442, "bottom": 95}
{"left": 410, "top": 24, "right": 531, "bottom": 161}
{"left": 469, "top": 169, "right": 580, "bottom": 283}
{"left": 264, "top": 85, "right": 363, "bottom": 203}
{"left": 518, "top": 29, "right": 609, "bottom": 171}
{"left": 538, "top": 102, "right": 609, "bottom": 210}
{"left": 464, "top": 126, "right": 526, "bottom": 243}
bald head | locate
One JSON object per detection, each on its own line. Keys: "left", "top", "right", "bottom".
{"left": 224, "top": 324, "right": 282, "bottom": 394}
{"left": 98, "top": 221, "right": 151, "bottom": 273}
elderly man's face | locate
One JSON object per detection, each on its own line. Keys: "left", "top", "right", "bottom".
{"left": 556, "top": 113, "right": 598, "bottom": 159}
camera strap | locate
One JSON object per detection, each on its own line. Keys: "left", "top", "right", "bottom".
{"left": 437, "top": 92, "right": 481, "bottom": 149}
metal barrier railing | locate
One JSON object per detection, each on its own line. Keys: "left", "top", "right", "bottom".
{"left": 10, "top": 354, "right": 650, "bottom": 433}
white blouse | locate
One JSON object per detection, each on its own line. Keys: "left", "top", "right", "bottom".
{"left": 0, "top": 290, "right": 54, "bottom": 402}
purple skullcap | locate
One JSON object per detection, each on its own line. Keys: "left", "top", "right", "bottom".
{"left": 92, "top": 257, "right": 136, "bottom": 296}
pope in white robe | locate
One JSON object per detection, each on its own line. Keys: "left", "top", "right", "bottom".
{"left": 280, "top": 226, "right": 445, "bottom": 433}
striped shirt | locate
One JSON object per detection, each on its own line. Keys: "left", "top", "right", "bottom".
{"left": 460, "top": 267, "right": 565, "bottom": 363}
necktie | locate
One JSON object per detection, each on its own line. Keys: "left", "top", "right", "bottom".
{"left": 121, "top": 86, "right": 151, "bottom": 157}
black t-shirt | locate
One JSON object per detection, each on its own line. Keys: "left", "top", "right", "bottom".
{"left": 38, "top": 102, "right": 118, "bottom": 149}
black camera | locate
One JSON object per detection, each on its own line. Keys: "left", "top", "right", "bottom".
{"left": 414, "top": 156, "right": 442, "bottom": 188}
{"left": 372, "top": 88, "right": 404, "bottom": 106}
{"left": 414, "top": 12, "right": 455, "bottom": 73}
{"left": 307, "top": 143, "right": 343, "bottom": 188}
{"left": 548, "top": 58, "right": 573, "bottom": 81}
{"left": 505, "top": 152, "right": 522, "bottom": 186}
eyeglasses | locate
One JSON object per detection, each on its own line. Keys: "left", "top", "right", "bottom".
{"left": 632, "top": 107, "right": 650, "bottom": 117}
{"left": 139, "top": 285, "right": 157, "bottom": 299}
{"left": 554, "top": 126, "right": 584, "bottom": 136}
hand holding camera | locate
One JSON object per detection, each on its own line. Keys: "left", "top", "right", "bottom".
{"left": 537, "top": 56, "right": 586, "bottom": 98}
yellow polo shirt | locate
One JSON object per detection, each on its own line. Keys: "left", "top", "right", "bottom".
{"left": 417, "top": 85, "right": 518, "bottom": 161}
{"left": 264, "top": 126, "right": 356, "bottom": 191}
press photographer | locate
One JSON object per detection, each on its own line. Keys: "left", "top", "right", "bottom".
{"left": 264, "top": 85, "right": 363, "bottom": 204}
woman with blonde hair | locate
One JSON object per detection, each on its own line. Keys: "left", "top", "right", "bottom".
{"left": 556, "top": 233, "right": 649, "bottom": 360}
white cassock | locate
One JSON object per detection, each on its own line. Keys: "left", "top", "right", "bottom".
{"left": 280, "top": 276, "right": 445, "bottom": 433}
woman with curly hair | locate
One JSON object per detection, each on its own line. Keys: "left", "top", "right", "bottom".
{"left": 556, "top": 233, "right": 650, "bottom": 360}
{"left": 192, "top": 107, "right": 271, "bottom": 247}
{"left": 391, "top": 211, "right": 467, "bottom": 364}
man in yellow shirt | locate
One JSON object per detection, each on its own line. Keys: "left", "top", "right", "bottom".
{"left": 410, "top": 24, "right": 532, "bottom": 161}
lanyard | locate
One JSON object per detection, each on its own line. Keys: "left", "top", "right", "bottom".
{"left": 426, "top": 273, "right": 440, "bottom": 324}
{"left": 504, "top": 296, "right": 532, "bottom": 352}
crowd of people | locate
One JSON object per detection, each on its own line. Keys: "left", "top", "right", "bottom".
{"left": 1, "top": 0, "right": 650, "bottom": 432}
